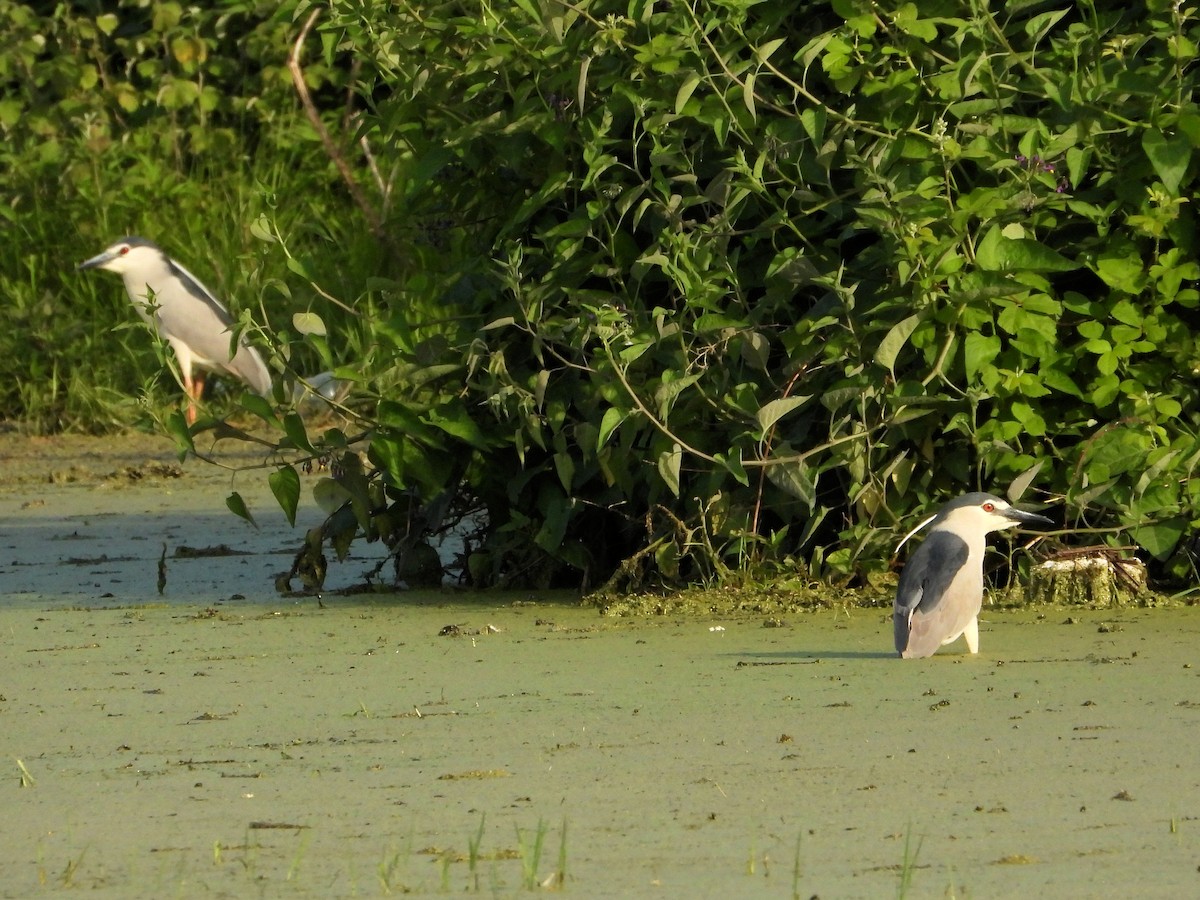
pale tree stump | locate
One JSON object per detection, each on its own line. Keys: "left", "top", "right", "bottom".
{"left": 1026, "top": 548, "right": 1147, "bottom": 607}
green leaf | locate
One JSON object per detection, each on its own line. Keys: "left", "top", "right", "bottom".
{"left": 1155, "top": 396, "right": 1182, "bottom": 418}
{"left": 742, "top": 71, "right": 757, "bottom": 120}
{"left": 1142, "top": 129, "right": 1191, "bottom": 196}
{"left": 1024, "top": 9, "right": 1069, "bottom": 39}
{"left": 800, "top": 106, "right": 826, "bottom": 145}
{"left": 655, "top": 540, "right": 680, "bottom": 578}
{"left": 874, "top": 314, "right": 922, "bottom": 377}
{"left": 153, "top": 1, "right": 182, "bottom": 30}
{"left": 293, "top": 311, "right": 327, "bottom": 336}
{"left": 553, "top": 451, "right": 575, "bottom": 492}
{"left": 694, "top": 313, "right": 743, "bottom": 332}
{"left": 756, "top": 396, "right": 812, "bottom": 433}
{"left": 964, "top": 331, "right": 1001, "bottom": 382}
{"left": 313, "top": 477, "right": 352, "bottom": 516}
{"left": 740, "top": 331, "right": 770, "bottom": 371}
{"left": 1109, "top": 299, "right": 1142, "bottom": 327}
{"left": 1133, "top": 516, "right": 1187, "bottom": 560}
{"left": 1110, "top": 324, "right": 1141, "bottom": 345}
{"left": 269, "top": 465, "right": 301, "bottom": 527}
{"left": 511, "top": 0, "right": 540, "bottom": 21}
{"left": 1094, "top": 256, "right": 1146, "bottom": 293}
{"left": 675, "top": 72, "right": 701, "bottom": 114}
{"left": 976, "top": 227, "right": 1077, "bottom": 272}
{"left": 1041, "top": 368, "right": 1082, "bottom": 397}
{"left": 286, "top": 255, "right": 314, "bottom": 280}
{"left": 892, "top": 3, "right": 938, "bottom": 40}
{"left": 654, "top": 373, "right": 702, "bottom": 418}
{"left": 166, "top": 409, "right": 195, "bottom": 461}
{"left": 577, "top": 54, "right": 591, "bottom": 113}
{"left": 1007, "top": 459, "right": 1044, "bottom": 502}
{"left": 1090, "top": 374, "right": 1120, "bottom": 407}
{"left": 715, "top": 450, "right": 749, "bottom": 486}
{"left": 765, "top": 457, "right": 817, "bottom": 509}
{"left": 225, "top": 491, "right": 257, "bottom": 528}
{"left": 425, "top": 404, "right": 490, "bottom": 448}
{"left": 755, "top": 38, "right": 786, "bottom": 62}
{"left": 1065, "top": 146, "right": 1088, "bottom": 189}
{"left": 598, "top": 406, "right": 625, "bottom": 450}
{"left": 283, "top": 412, "right": 315, "bottom": 453}
{"left": 1010, "top": 401, "right": 1046, "bottom": 436}
{"left": 534, "top": 493, "right": 571, "bottom": 555}
{"left": 238, "top": 390, "right": 275, "bottom": 425}
{"left": 367, "top": 434, "right": 405, "bottom": 486}
{"left": 249, "top": 214, "right": 276, "bottom": 243}
{"left": 658, "top": 443, "right": 682, "bottom": 497}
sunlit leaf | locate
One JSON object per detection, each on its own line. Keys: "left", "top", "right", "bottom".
{"left": 249, "top": 214, "right": 275, "bottom": 242}
{"left": 598, "top": 407, "right": 625, "bottom": 450}
{"left": 675, "top": 72, "right": 701, "bottom": 114}
{"left": 293, "top": 311, "right": 327, "bottom": 336}
{"left": 964, "top": 331, "right": 1001, "bottom": 383}
{"left": 875, "top": 314, "right": 922, "bottom": 377}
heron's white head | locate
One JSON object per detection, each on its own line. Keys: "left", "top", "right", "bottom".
{"left": 78, "top": 237, "right": 166, "bottom": 276}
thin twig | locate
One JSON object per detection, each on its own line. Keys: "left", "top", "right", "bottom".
{"left": 288, "top": 9, "right": 383, "bottom": 235}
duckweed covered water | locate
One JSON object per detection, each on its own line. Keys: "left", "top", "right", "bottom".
{"left": 1, "top": 434, "right": 1198, "bottom": 897}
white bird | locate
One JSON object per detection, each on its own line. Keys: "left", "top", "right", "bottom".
{"left": 79, "top": 236, "right": 272, "bottom": 423}
{"left": 893, "top": 493, "right": 1052, "bottom": 659}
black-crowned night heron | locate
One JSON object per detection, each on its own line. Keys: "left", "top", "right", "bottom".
{"left": 893, "top": 492, "right": 1052, "bottom": 659}
{"left": 79, "top": 236, "right": 272, "bottom": 423}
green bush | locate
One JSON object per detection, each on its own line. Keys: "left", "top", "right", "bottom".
{"left": 8, "top": 0, "right": 1200, "bottom": 591}
{"left": 253, "top": 0, "right": 1198, "bottom": 590}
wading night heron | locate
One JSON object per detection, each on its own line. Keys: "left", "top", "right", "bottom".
{"left": 79, "top": 236, "right": 272, "bottom": 423}
{"left": 893, "top": 492, "right": 1052, "bottom": 659}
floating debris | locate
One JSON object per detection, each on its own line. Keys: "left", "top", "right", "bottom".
{"left": 1027, "top": 549, "right": 1146, "bottom": 607}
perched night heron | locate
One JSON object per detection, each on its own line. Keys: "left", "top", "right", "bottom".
{"left": 79, "top": 236, "right": 272, "bottom": 423}
{"left": 893, "top": 492, "right": 1052, "bottom": 659}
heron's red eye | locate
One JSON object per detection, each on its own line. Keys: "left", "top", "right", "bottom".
{"left": 983, "top": 502, "right": 995, "bottom": 512}
{"left": 119, "top": 246, "right": 130, "bottom": 255}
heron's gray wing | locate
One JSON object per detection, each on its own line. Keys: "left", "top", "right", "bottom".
{"left": 155, "top": 259, "right": 272, "bottom": 394}
{"left": 893, "top": 530, "right": 969, "bottom": 654}
{"left": 166, "top": 258, "right": 235, "bottom": 323}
